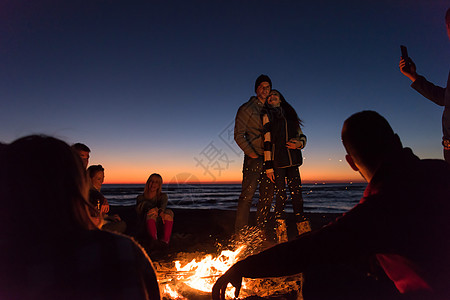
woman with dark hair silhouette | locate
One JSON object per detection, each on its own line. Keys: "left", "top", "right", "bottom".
{"left": 261, "top": 90, "right": 310, "bottom": 243}
{"left": 0, "top": 135, "right": 160, "bottom": 300}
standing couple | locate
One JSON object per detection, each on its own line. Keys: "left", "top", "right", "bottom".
{"left": 234, "top": 74, "right": 309, "bottom": 242}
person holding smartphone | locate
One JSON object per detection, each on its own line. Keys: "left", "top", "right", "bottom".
{"left": 399, "top": 8, "right": 450, "bottom": 163}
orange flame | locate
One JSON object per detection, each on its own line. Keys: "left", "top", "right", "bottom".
{"left": 158, "top": 245, "right": 246, "bottom": 299}
{"left": 157, "top": 226, "right": 303, "bottom": 299}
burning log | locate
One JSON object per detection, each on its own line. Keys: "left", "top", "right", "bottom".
{"left": 160, "top": 276, "right": 303, "bottom": 300}
{"left": 156, "top": 227, "right": 305, "bottom": 299}
{"left": 164, "top": 281, "right": 211, "bottom": 300}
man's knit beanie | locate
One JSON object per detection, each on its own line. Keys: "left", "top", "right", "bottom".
{"left": 254, "top": 74, "right": 272, "bottom": 93}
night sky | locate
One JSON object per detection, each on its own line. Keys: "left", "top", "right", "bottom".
{"left": 1, "top": 0, "right": 449, "bottom": 183}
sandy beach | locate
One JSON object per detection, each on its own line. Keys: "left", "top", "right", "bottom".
{"left": 109, "top": 205, "right": 342, "bottom": 259}
{"left": 109, "top": 207, "right": 375, "bottom": 300}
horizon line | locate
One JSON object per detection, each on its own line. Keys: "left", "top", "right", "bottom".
{"left": 103, "top": 180, "right": 366, "bottom": 185}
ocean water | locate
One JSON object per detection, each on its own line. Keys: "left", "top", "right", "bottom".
{"left": 102, "top": 182, "right": 367, "bottom": 214}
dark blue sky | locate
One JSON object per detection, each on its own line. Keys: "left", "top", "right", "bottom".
{"left": 1, "top": 0, "right": 449, "bottom": 183}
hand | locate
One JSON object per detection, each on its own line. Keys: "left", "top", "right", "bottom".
{"left": 248, "top": 153, "right": 259, "bottom": 159}
{"left": 266, "top": 170, "right": 275, "bottom": 183}
{"left": 212, "top": 264, "right": 243, "bottom": 300}
{"left": 286, "top": 139, "right": 303, "bottom": 149}
{"left": 399, "top": 58, "right": 417, "bottom": 82}
{"left": 100, "top": 203, "right": 109, "bottom": 214}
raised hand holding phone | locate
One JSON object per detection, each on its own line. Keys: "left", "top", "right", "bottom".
{"left": 399, "top": 45, "right": 417, "bottom": 81}
{"left": 400, "top": 45, "right": 411, "bottom": 72}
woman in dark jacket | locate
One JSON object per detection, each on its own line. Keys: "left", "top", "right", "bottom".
{"left": 261, "top": 90, "right": 310, "bottom": 242}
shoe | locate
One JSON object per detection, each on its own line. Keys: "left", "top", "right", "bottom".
{"left": 275, "top": 219, "right": 288, "bottom": 243}
{"left": 296, "top": 219, "right": 311, "bottom": 236}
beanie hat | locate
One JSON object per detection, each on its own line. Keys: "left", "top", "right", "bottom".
{"left": 254, "top": 74, "right": 272, "bottom": 93}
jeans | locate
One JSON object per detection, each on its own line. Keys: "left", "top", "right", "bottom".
{"left": 235, "top": 155, "right": 274, "bottom": 233}
{"left": 273, "top": 166, "right": 304, "bottom": 222}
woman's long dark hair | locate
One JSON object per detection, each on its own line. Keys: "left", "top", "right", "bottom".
{"left": 269, "top": 89, "right": 303, "bottom": 129}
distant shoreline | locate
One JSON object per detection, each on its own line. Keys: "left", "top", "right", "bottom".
{"left": 103, "top": 182, "right": 366, "bottom": 214}
{"left": 103, "top": 181, "right": 366, "bottom": 185}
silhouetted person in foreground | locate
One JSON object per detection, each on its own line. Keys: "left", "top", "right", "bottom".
{"left": 0, "top": 135, "right": 160, "bottom": 300}
{"left": 399, "top": 8, "right": 450, "bottom": 163}
{"left": 213, "top": 111, "right": 450, "bottom": 300}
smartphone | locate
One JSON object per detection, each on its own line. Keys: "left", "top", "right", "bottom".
{"left": 400, "top": 45, "right": 411, "bottom": 72}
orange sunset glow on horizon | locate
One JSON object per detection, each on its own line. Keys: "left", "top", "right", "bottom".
{"left": 99, "top": 157, "right": 365, "bottom": 185}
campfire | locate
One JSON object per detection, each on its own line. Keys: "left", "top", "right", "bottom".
{"left": 155, "top": 227, "right": 304, "bottom": 300}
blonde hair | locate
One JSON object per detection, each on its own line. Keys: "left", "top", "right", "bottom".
{"left": 144, "top": 173, "right": 163, "bottom": 198}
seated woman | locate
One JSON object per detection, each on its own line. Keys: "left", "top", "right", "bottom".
{"left": 0, "top": 135, "right": 160, "bottom": 299}
{"left": 136, "top": 173, "right": 174, "bottom": 245}
{"left": 87, "top": 164, "right": 127, "bottom": 234}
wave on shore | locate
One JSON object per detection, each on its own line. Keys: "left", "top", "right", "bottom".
{"left": 102, "top": 183, "right": 366, "bottom": 214}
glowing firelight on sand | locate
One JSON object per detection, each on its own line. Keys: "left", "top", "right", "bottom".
{"left": 155, "top": 227, "right": 303, "bottom": 300}
{"left": 157, "top": 227, "right": 303, "bottom": 299}
{"left": 160, "top": 245, "right": 246, "bottom": 299}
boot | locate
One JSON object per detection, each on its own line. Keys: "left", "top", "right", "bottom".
{"left": 296, "top": 219, "right": 311, "bottom": 236}
{"left": 161, "top": 220, "right": 173, "bottom": 244}
{"left": 146, "top": 219, "right": 158, "bottom": 240}
{"left": 275, "top": 219, "right": 288, "bottom": 243}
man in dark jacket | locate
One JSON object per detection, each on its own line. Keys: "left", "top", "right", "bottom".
{"left": 213, "top": 111, "right": 450, "bottom": 300}
{"left": 399, "top": 8, "right": 450, "bottom": 163}
{"left": 233, "top": 75, "right": 275, "bottom": 235}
